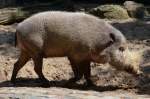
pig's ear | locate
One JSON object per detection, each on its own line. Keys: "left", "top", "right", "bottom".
{"left": 109, "top": 33, "right": 116, "bottom": 42}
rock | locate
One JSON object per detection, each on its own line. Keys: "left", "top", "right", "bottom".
{"left": 0, "top": 8, "right": 29, "bottom": 25}
{"left": 124, "top": 1, "right": 145, "bottom": 19}
{"left": 89, "top": 5, "right": 129, "bottom": 19}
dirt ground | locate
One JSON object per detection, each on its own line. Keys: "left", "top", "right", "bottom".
{"left": 0, "top": 19, "right": 150, "bottom": 98}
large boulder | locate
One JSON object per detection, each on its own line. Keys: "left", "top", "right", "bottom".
{"left": 124, "top": 1, "right": 145, "bottom": 19}
{"left": 89, "top": 5, "right": 129, "bottom": 20}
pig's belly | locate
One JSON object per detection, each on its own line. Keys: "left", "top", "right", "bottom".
{"left": 43, "top": 47, "right": 68, "bottom": 58}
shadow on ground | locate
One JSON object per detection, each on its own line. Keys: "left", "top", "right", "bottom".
{"left": 0, "top": 62, "right": 149, "bottom": 94}
{"left": 0, "top": 77, "right": 124, "bottom": 92}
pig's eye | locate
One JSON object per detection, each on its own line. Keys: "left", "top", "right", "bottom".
{"left": 119, "top": 46, "right": 125, "bottom": 52}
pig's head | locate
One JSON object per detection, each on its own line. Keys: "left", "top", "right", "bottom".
{"left": 91, "top": 45, "right": 143, "bottom": 76}
{"left": 90, "top": 32, "right": 143, "bottom": 76}
{"left": 108, "top": 46, "right": 143, "bottom": 76}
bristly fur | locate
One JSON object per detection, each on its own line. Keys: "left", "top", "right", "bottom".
{"left": 12, "top": 11, "right": 129, "bottom": 84}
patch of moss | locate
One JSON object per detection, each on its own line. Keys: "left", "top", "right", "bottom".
{"left": 89, "top": 5, "right": 130, "bottom": 19}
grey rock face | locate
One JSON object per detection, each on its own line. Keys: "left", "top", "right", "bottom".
{"left": 124, "top": 1, "right": 145, "bottom": 19}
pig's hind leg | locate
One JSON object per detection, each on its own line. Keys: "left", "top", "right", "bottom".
{"left": 11, "top": 50, "right": 30, "bottom": 84}
{"left": 32, "top": 53, "right": 49, "bottom": 85}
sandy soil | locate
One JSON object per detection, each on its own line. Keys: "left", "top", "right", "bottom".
{"left": 0, "top": 19, "right": 149, "bottom": 98}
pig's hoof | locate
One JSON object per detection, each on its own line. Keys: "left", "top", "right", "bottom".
{"left": 10, "top": 79, "right": 16, "bottom": 83}
{"left": 68, "top": 78, "right": 77, "bottom": 83}
{"left": 85, "top": 80, "right": 95, "bottom": 87}
{"left": 37, "top": 78, "right": 49, "bottom": 83}
{"left": 67, "top": 77, "right": 81, "bottom": 83}
{"left": 64, "top": 78, "right": 77, "bottom": 87}
{"left": 37, "top": 78, "right": 50, "bottom": 87}
{"left": 10, "top": 80, "right": 16, "bottom": 86}
{"left": 40, "top": 80, "right": 50, "bottom": 87}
